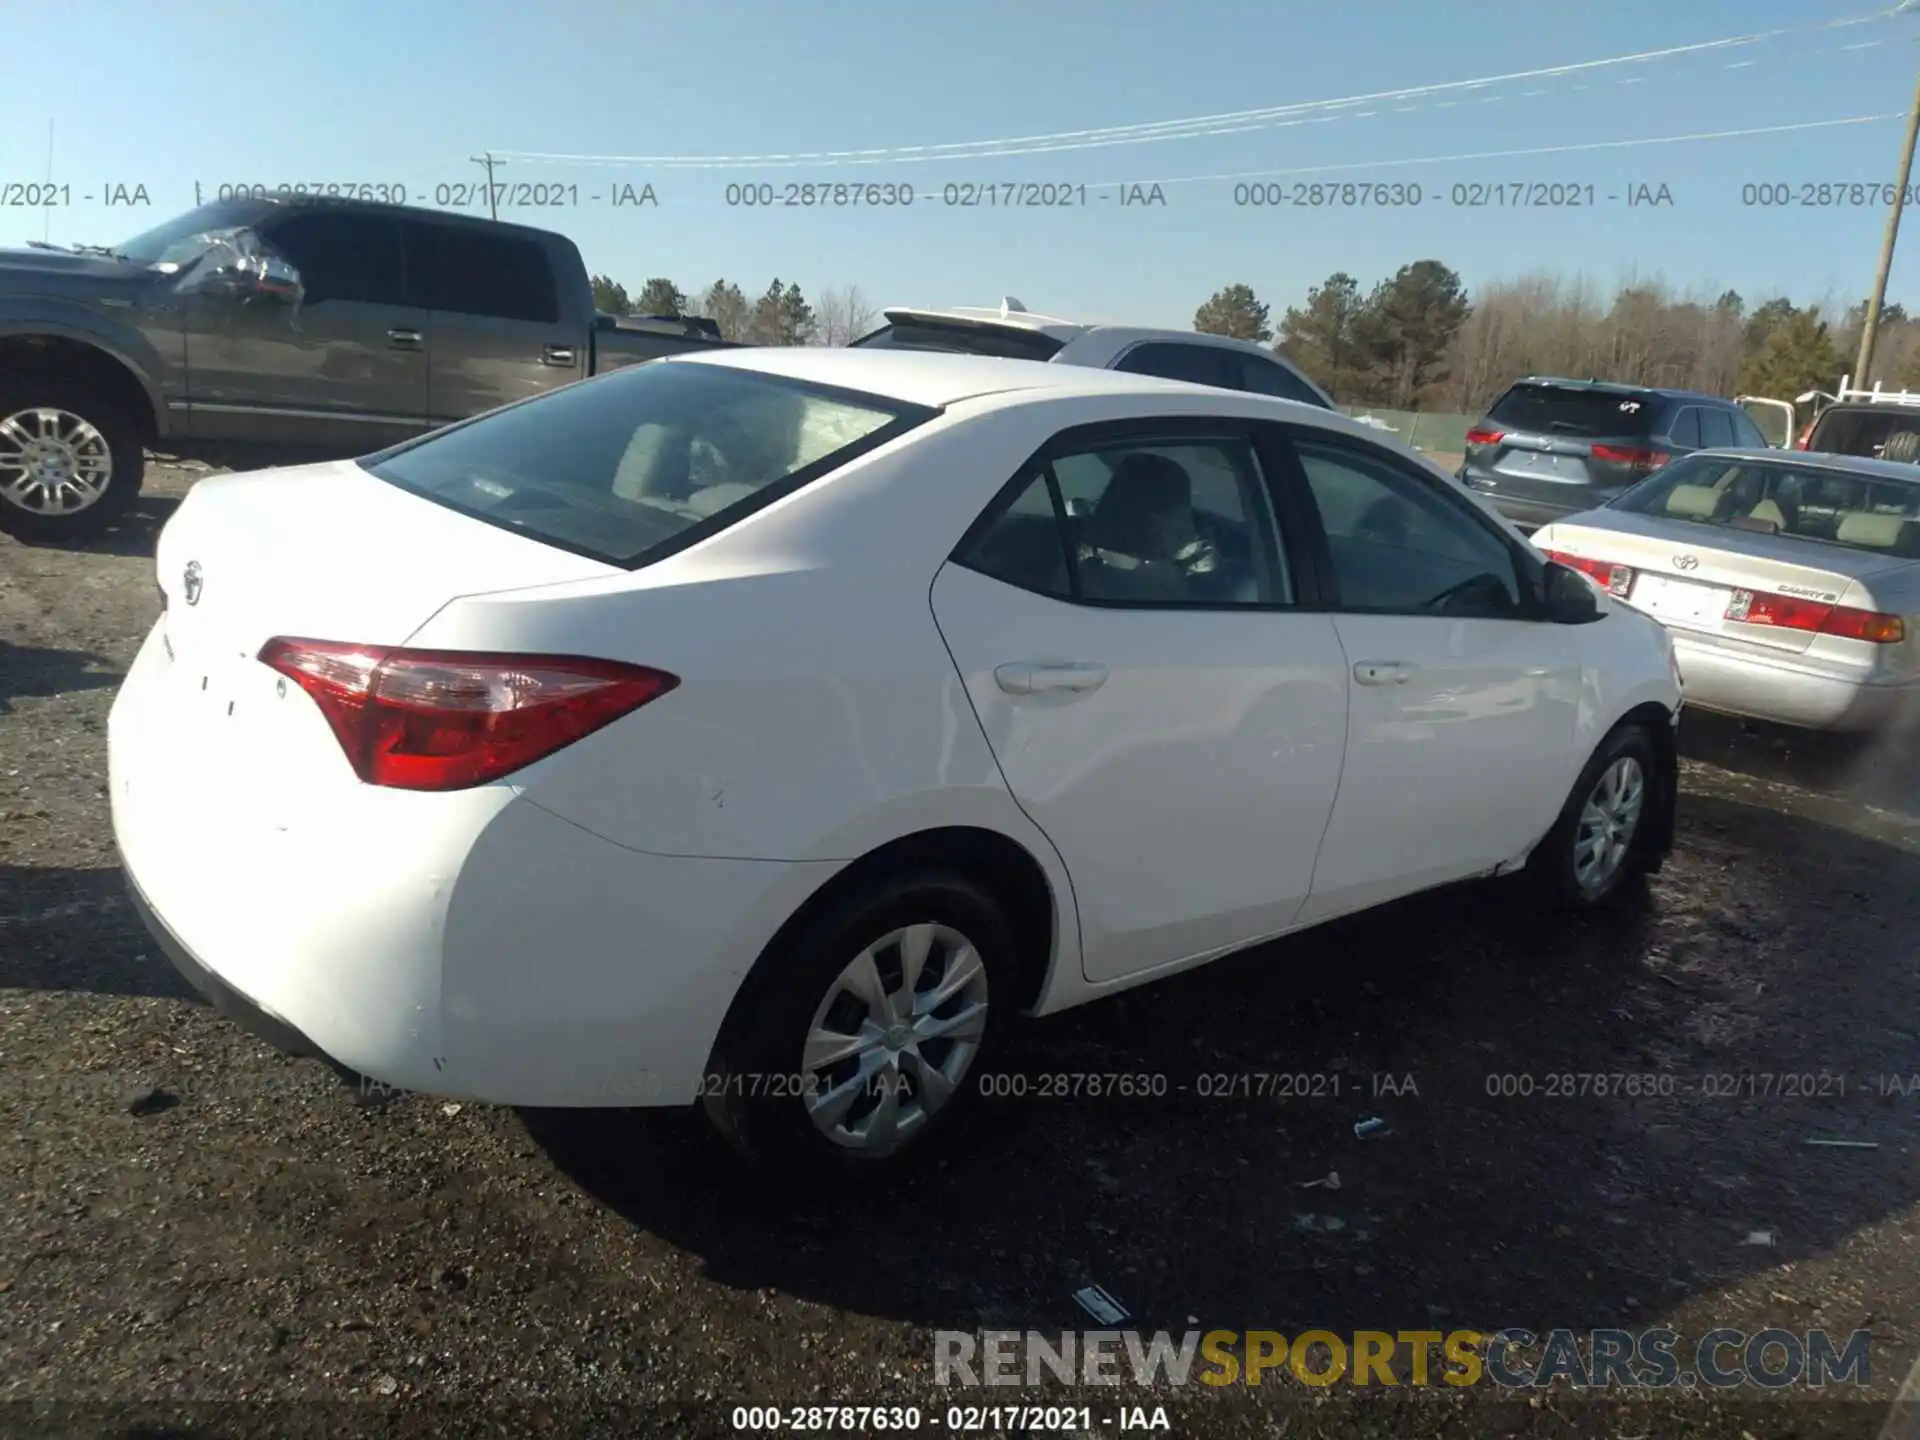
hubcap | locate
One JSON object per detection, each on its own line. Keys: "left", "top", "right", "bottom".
{"left": 0, "top": 407, "right": 114, "bottom": 515}
{"left": 1573, "top": 755, "right": 1645, "bottom": 896}
{"left": 800, "top": 922, "right": 990, "bottom": 1154}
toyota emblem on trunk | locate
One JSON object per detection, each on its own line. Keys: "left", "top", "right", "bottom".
{"left": 183, "top": 561, "right": 204, "bottom": 605}
{"left": 1672, "top": 554, "right": 1699, "bottom": 571}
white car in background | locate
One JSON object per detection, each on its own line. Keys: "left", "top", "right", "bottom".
{"left": 851, "top": 297, "right": 1338, "bottom": 409}
{"left": 111, "top": 347, "right": 1682, "bottom": 1182}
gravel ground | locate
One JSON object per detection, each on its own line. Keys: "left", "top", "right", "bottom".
{"left": 3, "top": 458, "right": 1919, "bottom": 1439}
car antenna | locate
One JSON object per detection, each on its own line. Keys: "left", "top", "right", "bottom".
{"left": 1000, "top": 296, "right": 1027, "bottom": 317}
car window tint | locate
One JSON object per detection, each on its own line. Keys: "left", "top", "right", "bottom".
{"left": 964, "top": 439, "right": 1290, "bottom": 605}
{"left": 1699, "top": 408, "right": 1737, "bottom": 448}
{"left": 1239, "top": 356, "right": 1327, "bottom": 407}
{"left": 1730, "top": 410, "right": 1769, "bottom": 448}
{"left": 401, "top": 221, "right": 559, "bottom": 323}
{"left": 1292, "top": 435, "right": 1526, "bottom": 617}
{"left": 953, "top": 472, "right": 1073, "bottom": 598}
{"left": 1113, "top": 343, "right": 1241, "bottom": 390}
{"left": 1486, "top": 384, "right": 1657, "bottom": 438}
{"left": 1668, "top": 407, "right": 1703, "bottom": 448}
{"left": 257, "top": 212, "right": 406, "bottom": 307}
{"left": 366, "top": 361, "right": 919, "bottom": 567}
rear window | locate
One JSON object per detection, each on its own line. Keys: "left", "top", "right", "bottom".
{"left": 851, "top": 320, "right": 1063, "bottom": 362}
{"left": 363, "top": 361, "right": 932, "bottom": 567}
{"left": 1612, "top": 454, "right": 1920, "bottom": 557}
{"left": 1808, "top": 406, "right": 1920, "bottom": 460}
{"left": 1486, "top": 384, "right": 1658, "bottom": 438}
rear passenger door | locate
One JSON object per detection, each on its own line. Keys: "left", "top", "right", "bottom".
{"left": 930, "top": 420, "right": 1350, "bottom": 983}
{"left": 400, "top": 219, "right": 586, "bottom": 423}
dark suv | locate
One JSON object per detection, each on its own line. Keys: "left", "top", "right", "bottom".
{"left": 1459, "top": 378, "right": 1771, "bottom": 528}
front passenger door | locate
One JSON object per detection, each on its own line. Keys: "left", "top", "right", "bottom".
{"left": 1279, "top": 430, "right": 1583, "bottom": 923}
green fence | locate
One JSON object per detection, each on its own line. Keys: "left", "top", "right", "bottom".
{"left": 1336, "top": 407, "right": 1475, "bottom": 457}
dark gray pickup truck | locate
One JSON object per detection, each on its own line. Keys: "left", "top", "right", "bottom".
{"left": 0, "top": 194, "right": 737, "bottom": 540}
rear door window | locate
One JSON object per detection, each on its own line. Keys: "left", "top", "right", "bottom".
{"left": 1238, "top": 355, "right": 1330, "bottom": 407}
{"left": 364, "top": 361, "right": 931, "bottom": 567}
{"left": 1699, "top": 408, "right": 1737, "bottom": 448}
{"left": 1668, "top": 407, "right": 1703, "bottom": 448}
{"left": 1485, "top": 384, "right": 1657, "bottom": 438}
{"left": 1114, "top": 343, "right": 1242, "bottom": 390}
{"left": 402, "top": 221, "right": 560, "bottom": 324}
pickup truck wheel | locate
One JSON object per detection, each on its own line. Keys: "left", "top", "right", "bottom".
{"left": 0, "top": 381, "right": 144, "bottom": 542}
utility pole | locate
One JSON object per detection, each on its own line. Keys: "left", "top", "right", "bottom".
{"left": 1855, "top": 65, "right": 1920, "bottom": 386}
{"left": 470, "top": 151, "right": 504, "bottom": 221}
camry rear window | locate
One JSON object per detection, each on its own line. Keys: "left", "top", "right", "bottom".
{"left": 363, "top": 361, "right": 932, "bottom": 567}
{"left": 850, "top": 321, "right": 1063, "bottom": 362}
{"left": 1486, "top": 384, "right": 1657, "bottom": 438}
{"left": 1613, "top": 455, "right": 1920, "bottom": 557}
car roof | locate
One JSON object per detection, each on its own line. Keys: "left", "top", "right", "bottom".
{"left": 1690, "top": 447, "right": 1920, "bottom": 481}
{"left": 1507, "top": 376, "right": 1729, "bottom": 404}
{"left": 670, "top": 344, "right": 1255, "bottom": 408}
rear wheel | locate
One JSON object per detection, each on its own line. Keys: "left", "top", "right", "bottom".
{"left": 0, "top": 379, "right": 145, "bottom": 542}
{"left": 1528, "top": 721, "right": 1660, "bottom": 908}
{"left": 702, "top": 871, "right": 1010, "bottom": 1181}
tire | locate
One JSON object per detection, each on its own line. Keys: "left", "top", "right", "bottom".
{"left": 1884, "top": 430, "right": 1920, "bottom": 464}
{"left": 0, "top": 377, "right": 145, "bottom": 542}
{"left": 701, "top": 870, "right": 1014, "bottom": 1182}
{"left": 1527, "top": 720, "right": 1661, "bottom": 909}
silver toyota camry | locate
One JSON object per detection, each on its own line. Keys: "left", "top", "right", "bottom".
{"left": 1531, "top": 449, "right": 1920, "bottom": 732}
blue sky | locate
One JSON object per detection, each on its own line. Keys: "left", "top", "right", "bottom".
{"left": 6, "top": 0, "right": 1919, "bottom": 328}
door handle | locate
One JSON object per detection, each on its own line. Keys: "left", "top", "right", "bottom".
{"left": 386, "top": 328, "right": 423, "bottom": 350}
{"left": 542, "top": 345, "right": 576, "bottom": 367}
{"left": 1353, "top": 660, "right": 1415, "bottom": 686}
{"left": 994, "top": 661, "right": 1109, "bottom": 696}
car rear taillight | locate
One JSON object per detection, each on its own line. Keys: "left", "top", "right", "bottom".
{"left": 1465, "top": 426, "right": 1504, "bottom": 446}
{"left": 258, "top": 638, "right": 679, "bottom": 791}
{"left": 1544, "top": 548, "right": 1634, "bottom": 597}
{"left": 1590, "top": 444, "right": 1671, "bottom": 473}
{"left": 1724, "top": 592, "right": 1906, "bottom": 644}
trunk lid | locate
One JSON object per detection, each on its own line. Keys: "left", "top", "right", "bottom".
{"left": 1540, "top": 509, "right": 1909, "bottom": 655}
{"left": 154, "top": 457, "right": 618, "bottom": 669}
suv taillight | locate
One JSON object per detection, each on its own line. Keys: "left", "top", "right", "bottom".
{"left": 1544, "top": 548, "right": 1634, "bottom": 597}
{"left": 1465, "top": 426, "right": 1505, "bottom": 447}
{"left": 1590, "top": 444, "right": 1671, "bottom": 474}
{"left": 258, "top": 639, "right": 679, "bottom": 791}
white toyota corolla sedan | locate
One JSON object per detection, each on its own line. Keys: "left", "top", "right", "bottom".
{"left": 110, "top": 348, "right": 1683, "bottom": 1177}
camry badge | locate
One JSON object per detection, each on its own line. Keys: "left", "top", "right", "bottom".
{"left": 183, "top": 560, "right": 204, "bottom": 605}
{"left": 1671, "top": 554, "right": 1699, "bottom": 571}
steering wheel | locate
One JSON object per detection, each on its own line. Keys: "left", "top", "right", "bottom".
{"left": 1422, "top": 571, "right": 1513, "bottom": 615}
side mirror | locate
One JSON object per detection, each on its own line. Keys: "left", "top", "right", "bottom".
{"left": 1541, "top": 560, "right": 1602, "bottom": 623}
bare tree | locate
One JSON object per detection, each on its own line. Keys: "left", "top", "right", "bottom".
{"left": 813, "top": 284, "right": 879, "bottom": 346}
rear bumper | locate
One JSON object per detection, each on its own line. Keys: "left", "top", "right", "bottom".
{"left": 1459, "top": 472, "right": 1608, "bottom": 530}
{"left": 108, "top": 620, "right": 832, "bottom": 1108}
{"left": 1671, "top": 633, "right": 1920, "bottom": 732}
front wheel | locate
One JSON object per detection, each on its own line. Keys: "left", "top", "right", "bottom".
{"left": 0, "top": 380, "right": 145, "bottom": 542}
{"left": 701, "top": 871, "right": 1012, "bottom": 1181}
{"left": 1528, "top": 721, "right": 1661, "bottom": 908}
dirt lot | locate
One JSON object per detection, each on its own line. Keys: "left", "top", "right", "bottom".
{"left": 4, "top": 459, "right": 1920, "bottom": 1439}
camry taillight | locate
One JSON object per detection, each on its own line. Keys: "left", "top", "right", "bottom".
{"left": 1723, "top": 593, "right": 1906, "bottom": 644}
{"left": 1544, "top": 548, "right": 1634, "bottom": 597}
{"left": 258, "top": 639, "right": 679, "bottom": 791}
{"left": 1590, "top": 444, "right": 1671, "bottom": 473}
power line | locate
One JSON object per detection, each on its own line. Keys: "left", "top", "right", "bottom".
{"left": 1092, "top": 112, "right": 1906, "bottom": 190}
{"left": 482, "top": 4, "right": 1909, "bottom": 170}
